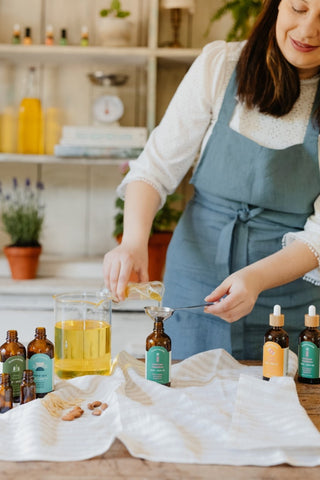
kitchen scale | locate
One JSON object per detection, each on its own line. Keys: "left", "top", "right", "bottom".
{"left": 87, "top": 72, "right": 128, "bottom": 126}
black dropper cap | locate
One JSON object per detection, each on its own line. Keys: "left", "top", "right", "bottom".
{"left": 25, "top": 27, "right": 31, "bottom": 37}
{"left": 61, "top": 28, "right": 67, "bottom": 39}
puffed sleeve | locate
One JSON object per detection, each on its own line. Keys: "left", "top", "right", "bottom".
{"left": 282, "top": 195, "right": 320, "bottom": 285}
{"left": 116, "top": 40, "right": 229, "bottom": 207}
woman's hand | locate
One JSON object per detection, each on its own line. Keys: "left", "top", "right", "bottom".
{"left": 204, "top": 239, "right": 319, "bottom": 323}
{"left": 204, "top": 268, "right": 263, "bottom": 323}
{"left": 103, "top": 242, "right": 149, "bottom": 302}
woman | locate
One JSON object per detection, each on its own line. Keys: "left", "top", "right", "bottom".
{"left": 103, "top": 0, "right": 320, "bottom": 360}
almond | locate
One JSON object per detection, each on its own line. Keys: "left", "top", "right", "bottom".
{"left": 62, "top": 413, "right": 75, "bottom": 421}
{"left": 92, "top": 409, "right": 102, "bottom": 416}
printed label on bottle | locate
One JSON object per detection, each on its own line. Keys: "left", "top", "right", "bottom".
{"left": 145, "top": 347, "right": 171, "bottom": 384}
{"left": 3, "top": 356, "right": 26, "bottom": 397}
{"left": 28, "top": 354, "right": 53, "bottom": 394}
{"left": 263, "top": 342, "right": 288, "bottom": 378}
{"left": 298, "top": 341, "right": 320, "bottom": 379}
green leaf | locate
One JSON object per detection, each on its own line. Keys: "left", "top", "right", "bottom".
{"left": 205, "top": 0, "right": 262, "bottom": 41}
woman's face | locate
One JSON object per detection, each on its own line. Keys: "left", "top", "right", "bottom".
{"left": 276, "top": 0, "right": 320, "bottom": 78}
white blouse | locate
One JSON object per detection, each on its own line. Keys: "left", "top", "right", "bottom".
{"left": 118, "top": 40, "right": 320, "bottom": 285}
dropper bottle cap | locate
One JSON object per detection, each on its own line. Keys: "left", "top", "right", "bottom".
{"left": 269, "top": 304, "right": 284, "bottom": 327}
{"left": 305, "top": 305, "right": 319, "bottom": 327}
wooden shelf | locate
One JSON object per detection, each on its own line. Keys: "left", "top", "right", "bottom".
{"left": 0, "top": 153, "right": 137, "bottom": 166}
{"left": 0, "top": 44, "right": 200, "bottom": 66}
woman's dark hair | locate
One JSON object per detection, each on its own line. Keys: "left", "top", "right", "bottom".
{"left": 236, "top": 0, "right": 320, "bottom": 128}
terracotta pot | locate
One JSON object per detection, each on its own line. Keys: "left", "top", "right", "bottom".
{"left": 3, "top": 245, "right": 42, "bottom": 280}
{"left": 116, "top": 232, "right": 172, "bottom": 281}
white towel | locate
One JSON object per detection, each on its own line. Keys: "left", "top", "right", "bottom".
{"left": 0, "top": 348, "right": 319, "bottom": 465}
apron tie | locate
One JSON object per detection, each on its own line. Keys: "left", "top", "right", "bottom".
{"left": 215, "top": 205, "right": 264, "bottom": 280}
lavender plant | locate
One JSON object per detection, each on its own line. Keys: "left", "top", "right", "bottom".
{"left": 0, "top": 178, "right": 44, "bottom": 247}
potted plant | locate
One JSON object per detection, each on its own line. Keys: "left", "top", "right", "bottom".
{"left": 205, "top": 0, "right": 262, "bottom": 41}
{"left": 114, "top": 162, "right": 183, "bottom": 281}
{"left": 97, "top": 0, "right": 132, "bottom": 47}
{"left": 0, "top": 177, "right": 45, "bottom": 280}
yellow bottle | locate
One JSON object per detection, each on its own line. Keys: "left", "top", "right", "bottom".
{"left": 17, "top": 66, "right": 44, "bottom": 154}
{"left": 0, "top": 106, "right": 17, "bottom": 153}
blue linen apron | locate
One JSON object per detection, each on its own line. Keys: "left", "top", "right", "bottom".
{"left": 163, "top": 69, "right": 320, "bottom": 360}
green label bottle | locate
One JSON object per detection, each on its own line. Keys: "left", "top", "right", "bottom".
{"left": 2, "top": 356, "right": 26, "bottom": 400}
{"left": 27, "top": 327, "right": 54, "bottom": 397}
{"left": 298, "top": 342, "right": 319, "bottom": 379}
{"left": 145, "top": 317, "right": 171, "bottom": 386}
{"left": 298, "top": 305, "right": 320, "bottom": 384}
{"left": 146, "top": 346, "right": 171, "bottom": 385}
{"left": 0, "top": 330, "right": 26, "bottom": 402}
{"left": 28, "top": 354, "right": 53, "bottom": 395}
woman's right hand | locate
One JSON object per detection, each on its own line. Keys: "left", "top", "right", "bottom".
{"left": 103, "top": 241, "right": 149, "bottom": 302}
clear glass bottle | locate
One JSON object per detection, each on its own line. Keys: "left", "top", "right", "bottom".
{"left": 0, "top": 330, "right": 26, "bottom": 402}
{"left": 20, "top": 370, "right": 36, "bottom": 404}
{"left": 0, "top": 373, "right": 13, "bottom": 413}
{"left": 12, "top": 24, "right": 21, "bottom": 44}
{"left": 262, "top": 305, "right": 289, "bottom": 380}
{"left": 125, "top": 281, "right": 164, "bottom": 302}
{"left": 298, "top": 305, "right": 320, "bottom": 384}
{"left": 80, "top": 26, "right": 89, "bottom": 46}
{"left": 45, "top": 25, "right": 54, "bottom": 46}
{"left": 145, "top": 317, "right": 171, "bottom": 387}
{"left": 17, "top": 66, "right": 43, "bottom": 154}
{"left": 27, "top": 327, "right": 54, "bottom": 398}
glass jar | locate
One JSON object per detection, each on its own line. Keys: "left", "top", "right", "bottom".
{"left": 54, "top": 292, "right": 112, "bottom": 379}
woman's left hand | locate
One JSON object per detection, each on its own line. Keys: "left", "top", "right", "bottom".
{"left": 204, "top": 268, "right": 263, "bottom": 323}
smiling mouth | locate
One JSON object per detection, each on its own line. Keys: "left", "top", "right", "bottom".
{"left": 290, "top": 37, "right": 318, "bottom": 52}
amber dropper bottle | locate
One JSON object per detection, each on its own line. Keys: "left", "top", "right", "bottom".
{"left": 0, "top": 330, "right": 26, "bottom": 402}
{"left": 262, "top": 304, "right": 289, "bottom": 381}
{"left": 0, "top": 373, "right": 13, "bottom": 413}
{"left": 27, "top": 327, "right": 54, "bottom": 398}
{"left": 298, "top": 305, "right": 320, "bottom": 384}
{"left": 20, "top": 370, "right": 36, "bottom": 404}
{"left": 146, "top": 317, "right": 171, "bottom": 387}
{"left": 23, "top": 27, "right": 32, "bottom": 45}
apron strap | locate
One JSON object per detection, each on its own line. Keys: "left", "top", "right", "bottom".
{"left": 215, "top": 204, "right": 264, "bottom": 279}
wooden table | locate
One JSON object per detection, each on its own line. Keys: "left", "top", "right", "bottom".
{"left": 1, "top": 367, "right": 320, "bottom": 479}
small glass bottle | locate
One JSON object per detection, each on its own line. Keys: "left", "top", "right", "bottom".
{"left": 45, "top": 24, "right": 54, "bottom": 46}
{"left": 146, "top": 317, "right": 171, "bottom": 386}
{"left": 17, "top": 66, "right": 44, "bottom": 154}
{"left": 262, "top": 304, "right": 289, "bottom": 381}
{"left": 80, "top": 26, "right": 89, "bottom": 46}
{"left": 20, "top": 370, "right": 36, "bottom": 404}
{"left": 12, "top": 24, "right": 21, "bottom": 44}
{"left": 59, "top": 28, "right": 68, "bottom": 46}
{"left": 27, "top": 327, "right": 54, "bottom": 398}
{"left": 23, "top": 27, "right": 32, "bottom": 45}
{"left": 298, "top": 305, "right": 320, "bottom": 384}
{"left": 0, "top": 330, "right": 26, "bottom": 402}
{"left": 0, "top": 373, "right": 13, "bottom": 413}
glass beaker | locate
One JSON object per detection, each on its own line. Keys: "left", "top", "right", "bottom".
{"left": 54, "top": 292, "right": 112, "bottom": 379}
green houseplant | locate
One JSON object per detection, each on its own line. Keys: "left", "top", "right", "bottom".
{"left": 114, "top": 162, "right": 183, "bottom": 280}
{"left": 100, "top": 0, "right": 130, "bottom": 18}
{"left": 206, "top": 0, "right": 263, "bottom": 41}
{"left": 98, "top": 0, "right": 132, "bottom": 46}
{"left": 0, "top": 177, "right": 45, "bottom": 279}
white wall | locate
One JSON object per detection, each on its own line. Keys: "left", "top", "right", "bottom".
{"left": 0, "top": 0, "right": 229, "bottom": 261}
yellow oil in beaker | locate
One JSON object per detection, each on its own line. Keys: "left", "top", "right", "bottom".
{"left": 54, "top": 319, "right": 111, "bottom": 379}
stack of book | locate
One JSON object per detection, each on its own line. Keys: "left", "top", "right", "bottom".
{"left": 54, "top": 126, "right": 147, "bottom": 158}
